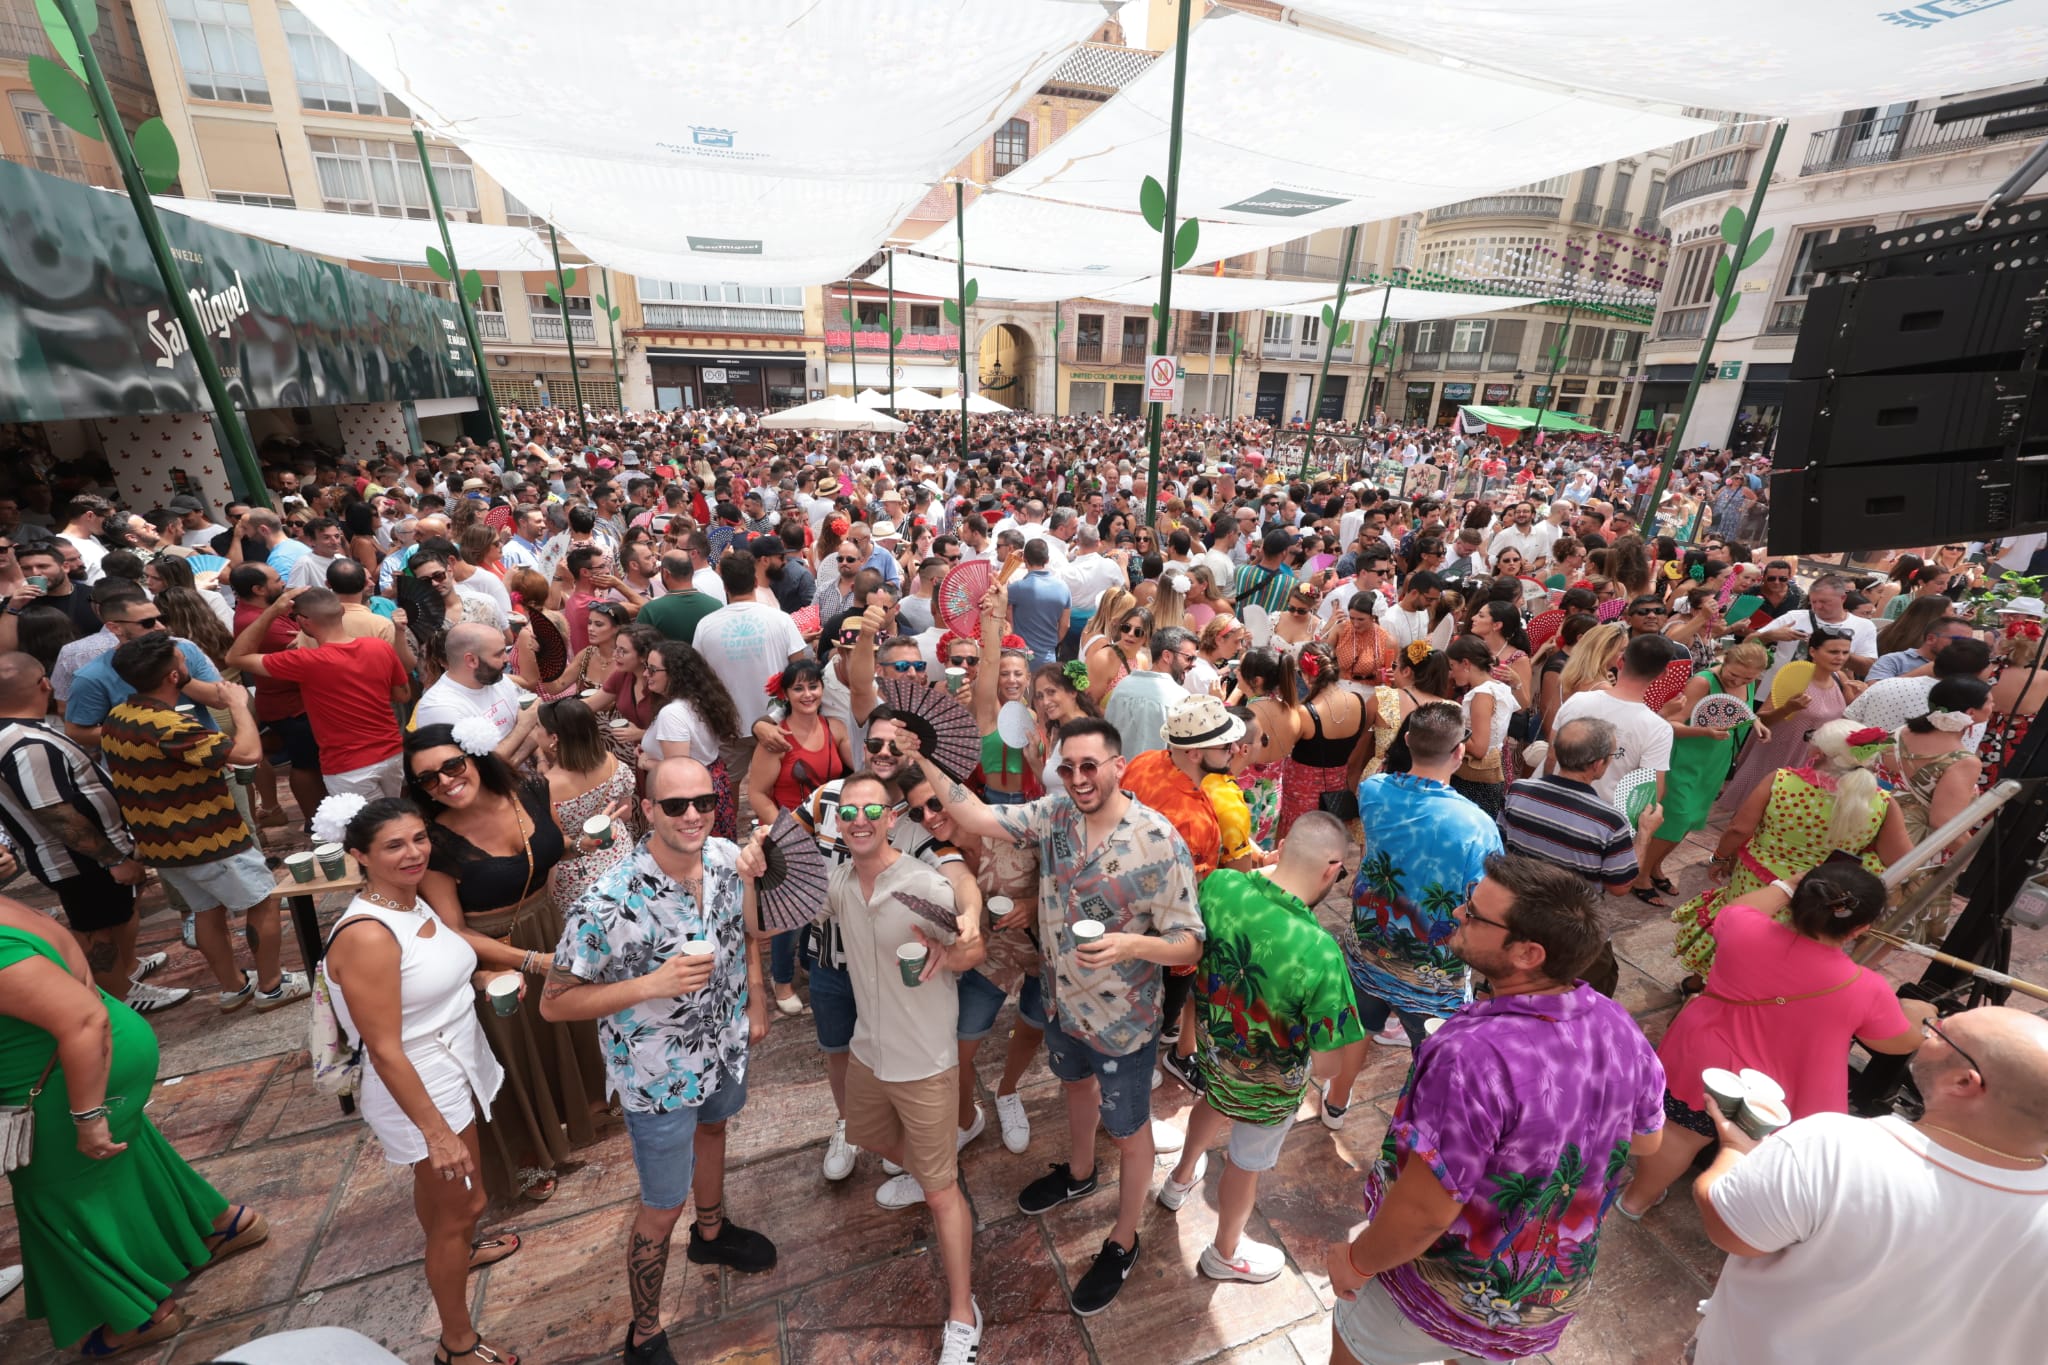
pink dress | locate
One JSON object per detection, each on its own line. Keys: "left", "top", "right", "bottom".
{"left": 1658, "top": 905, "right": 1910, "bottom": 1119}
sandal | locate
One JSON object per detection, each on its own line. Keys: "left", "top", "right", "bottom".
{"left": 200, "top": 1204, "right": 269, "bottom": 1267}
{"left": 467, "top": 1233, "right": 521, "bottom": 1272}
{"left": 435, "top": 1335, "right": 519, "bottom": 1365}
{"left": 1629, "top": 886, "right": 1667, "bottom": 907}
{"left": 80, "top": 1305, "right": 186, "bottom": 1357}
{"left": 1651, "top": 876, "right": 1678, "bottom": 896}
{"left": 1679, "top": 974, "right": 1706, "bottom": 1000}
{"left": 1614, "top": 1187, "right": 1669, "bottom": 1223}
{"left": 515, "top": 1168, "right": 558, "bottom": 1203}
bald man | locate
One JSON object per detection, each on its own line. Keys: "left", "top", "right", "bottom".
{"left": 379, "top": 513, "right": 449, "bottom": 594}
{"left": 1692, "top": 1004, "right": 2048, "bottom": 1363}
{"left": 412, "top": 622, "right": 537, "bottom": 763}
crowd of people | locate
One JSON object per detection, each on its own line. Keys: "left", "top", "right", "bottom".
{"left": 0, "top": 402, "right": 2045, "bottom": 1365}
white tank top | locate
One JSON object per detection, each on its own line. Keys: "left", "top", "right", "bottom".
{"left": 328, "top": 895, "right": 501, "bottom": 1108}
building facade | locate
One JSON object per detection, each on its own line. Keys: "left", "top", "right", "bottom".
{"left": 1, "top": 0, "right": 158, "bottom": 190}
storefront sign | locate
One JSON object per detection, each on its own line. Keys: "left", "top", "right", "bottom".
{"left": 1442, "top": 382, "right": 1475, "bottom": 402}
{"left": 1482, "top": 383, "right": 1515, "bottom": 404}
{"left": 0, "top": 160, "right": 478, "bottom": 425}
{"left": 1405, "top": 382, "right": 1435, "bottom": 402}
{"left": 1070, "top": 371, "right": 1143, "bottom": 383}
{"left": 1718, "top": 361, "right": 1743, "bottom": 380}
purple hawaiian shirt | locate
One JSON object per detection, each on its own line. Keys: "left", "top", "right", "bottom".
{"left": 1363, "top": 984, "right": 1666, "bottom": 1360}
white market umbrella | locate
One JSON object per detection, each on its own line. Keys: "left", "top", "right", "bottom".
{"left": 759, "top": 394, "right": 909, "bottom": 432}
{"left": 854, "top": 388, "right": 893, "bottom": 408}
{"left": 887, "top": 387, "right": 948, "bottom": 410}
{"left": 938, "top": 391, "right": 1009, "bottom": 414}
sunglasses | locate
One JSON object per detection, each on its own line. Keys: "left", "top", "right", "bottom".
{"left": 1055, "top": 757, "right": 1110, "bottom": 782}
{"left": 864, "top": 737, "right": 901, "bottom": 756}
{"left": 1764, "top": 575, "right": 1791, "bottom": 584}
{"left": 946, "top": 654, "right": 979, "bottom": 667}
{"left": 1922, "top": 1017, "right": 1988, "bottom": 1089}
{"left": 1630, "top": 607, "right": 1668, "bottom": 617}
{"left": 123, "top": 614, "right": 164, "bottom": 628}
{"left": 904, "top": 796, "right": 945, "bottom": 823}
{"left": 412, "top": 754, "right": 470, "bottom": 789}
{"left": 654, "top": 793, "right": 719, "bottom": 817}
{"left": 837, "top": 556, "right": 859, "bottom": 564}
{"left": 1287, "top": 606, "right": 1311, "bottom": 616}
{"left": 416, "top": 571, "right": 449, "bottom": 586}
{"left": 836, "top": 802, "right": 889, "bottom": 824}
{"left": 882, "top": 659, "right": 927, "bottom": 674}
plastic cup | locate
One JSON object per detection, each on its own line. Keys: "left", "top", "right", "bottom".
{"left": 1738, "top": 1069, "right": 1784, "bottom": 1109}
{"left": 896, "top": 941, "right": 929, "bottom": 987}
{"left": 1071, "top": 918, "right": 1105, "bottom": 952}
{"left": 986, "top": 896, "right": 1014, "bottom": 925}
{"left": 680, "top": 939, "right": 715, "bottom": 961}
{"left": 1702, "top": 1068, "right": 1747, "bottom": 1118}
{"left": 229, "top": 764, "right": 256, "bottom": 786}
{"left": 283, "top": 851, "right": 316, "bottom": 884}
{"left": 313, "top": 843, "right": 347, "bottom": 880}
{"left": 608, "top": 717, "right": 631, "bottom": 732}
{"left": 486, "top": 975, "right": 521, "bottom": 1017}
{"left": 1737, "top": 1095, "right": 1790, "bottom": 1140}
{"left": 25, "top": 575, "right": 45, "bottom": 591}
{"left": 1422, "top": 1016, "right": 1445, "bottom": 1037}
{"left": 583, "top": 813, "right": 614, "bottom": 849}
{"left": 945, "top": 667, "right": 967, "bottom": 693}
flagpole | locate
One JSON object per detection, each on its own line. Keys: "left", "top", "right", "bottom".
{"left": 1355, "top": 271, "right": 1396, "bottom": 429}
{"left": 545, "top": 224, "right": 588, "bottom": 444}
{"left": 412, "top": 127, "right": 507, "bottom": 455}
{"left": 1298, "top": 222, "right": 1361, "bottom": 480}
{"left": 1142, "top": 0, "right": 1194, "bottom": 526}
{"left": 1522, "top": 295, "right": 1578, "bottom": 450}
{"left": 846, "top": 278, "right": 859, "bottom": 398}
{"left": 886, "top": 250, "right": 897, "bottom": 414}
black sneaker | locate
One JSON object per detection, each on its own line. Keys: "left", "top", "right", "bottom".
{"left": 1070, "top": 1234, "right": 1140, "bottom": 1316}
{"left": 1017, "top": 1162, "right": 1098, "bottom": 1216}
{"left": 624, "top": 1325, "right": 679, "bottom": 1365}
{"left": 686, "top": 1218, "right": 777, "bottom": 1272}
{"left": 1158, "top": 1049, "right": 1205, "bottom": 1095}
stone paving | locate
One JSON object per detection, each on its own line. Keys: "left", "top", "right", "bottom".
{"left": 3, "top": 822, "right": 2044, "bottom": 1365}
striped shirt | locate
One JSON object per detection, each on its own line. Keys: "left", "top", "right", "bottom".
{"left": 1498, "top": 775, "right": 1638, "bottom": 888}
{"left": 0, "top": 717, "right": 131, "bottom": 882}
{"left": 101, "top": 697, "right": 253, "bottom": 869}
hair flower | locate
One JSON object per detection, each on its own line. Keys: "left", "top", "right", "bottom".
{"left": 1299, "top": 653, "right": 1323, "bottom": 680}
{"left": 1688, "top": 562, "right": 1707, "bottom": 582}
{"left": 764, "top": 673, "right": 786, "bottom": 700}
{"left": 1846, "top": 727, "right": 1889, "bottom": 748}
{"left": 1405, "top": 640, "right": 1435, "bottom": 665}
{"left": 451, "top": 715, "right": 501, "bottom": 758}
{"left": 1061, "top": 659, "right": 1089, "bottom": 690}
{"left": 310, "top": 793, "right": 367, "bottom": 847}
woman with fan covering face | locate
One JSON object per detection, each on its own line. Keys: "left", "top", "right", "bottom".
{"left": 1718, "top": 623, "right": 1865, "bottom": 817}
{"left": 746, "top": 658, "right": 853, "bottom": 1015}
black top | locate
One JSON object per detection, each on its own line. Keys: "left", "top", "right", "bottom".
{"left": 427, "top": 779, "right": 564, "bottom": 915}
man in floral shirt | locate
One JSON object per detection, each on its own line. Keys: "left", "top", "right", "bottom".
{"left": 542, "top": 757, "right": 774, "bottom": 1365}
{"left": 1324, "top": 854, "right": 1665, "bottom": 1365}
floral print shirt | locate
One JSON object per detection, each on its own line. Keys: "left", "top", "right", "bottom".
{"left": 1349, "top": 772, "right": 1502, "bottom": 1016}
{"left": 1365, "top": 986, "right": 1666, "bottom": 1358}
{"left": 993, "top": 792, "right": 1203, "bottom": 1056}
{"left": 554, "top": 837, "right": 749, "bottom": 1114}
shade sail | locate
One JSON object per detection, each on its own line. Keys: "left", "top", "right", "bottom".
{"left": 854, "top": 388, "right": 892, "bottom": 407}
{"left": 1271, "top": 285, "right": 1551, "bottom": 322}
{"left": 1459, "top": 405, "right": 1605, "bottom": 433}
{"left": 292, "top": 0, "right": 1107, "bottom": 285}
{"left": 1278, "top": 1, "right": 2048, "bottom": 113}
{"left": 1086, "top": 275, "right": 1349, "bottom": 311}
{"left": 147, "top": 195, "right": 551, "bottom": 270}
{"left": 887, "top": 387, "right": 951, "bottom": 409}
{"left": 759, "top": 395, "right": 909, "bottom": 431}
{"left": 878, "top": 253, "right": 1138, "bottom": 305}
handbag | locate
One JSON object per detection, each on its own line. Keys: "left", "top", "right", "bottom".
{"left": 0, "top": 1052, "right": 59, "bottom": 1172}
{"left": 1318, "top": 787, "right": 1360, "bottom": 821}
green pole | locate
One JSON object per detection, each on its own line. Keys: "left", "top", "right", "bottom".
{"left": 1053, "top": 299, "right": 1062, "bottom": 419}
{"left": 955, "top": 180, "right": 969, "bottom": 467}
{"left": 1354, "top": 269, "right": 1397, "bottom": 429}
{"left": 53, "top": 0, "right": 268, "bottom": 507}
{"left": 1645, "top": 120, "right": 1788, "bottom": 531}
{"left": 1521, "top": 296, "right": 1578, "bottom": 449}
{"left": 1297, "top": 222, "right": 1361, "bottom": 480}
{"left": 1143, "top": 0, "right": 1194, "bottom": 526}
{"left": 886, "top": 250, "right": 897, "bottom": 414}
{"left": 599, "top": 265, "right": 622, "bottom": 405}
{"left": 846, "top": 278, "right": 860, "bottom": 397}
{"left": 412, "top": 127, "right": 507, "bottom": 456}
{"left": 545, "top": 224, "right": 588, "bottom": 444}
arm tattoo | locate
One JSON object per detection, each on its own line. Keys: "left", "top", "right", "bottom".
{"left": 628, "top": 1228, "right": 670, "bottom": 1334}
{"left": 541, "top": 963, "right": 578, "bottom": 1003}
{"left": 1159, "top": 929, "right": 1193, "bottom": 947}
{"left": 42, "top": 804, "right": 124, "bottom": 864}
{"left": 947, "top": 779, "right": 969, "bottom": 803}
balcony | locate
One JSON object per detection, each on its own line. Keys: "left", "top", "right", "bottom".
{"left": 1664, "top": 149, "right": 1752, "bottom": 208}
{"left": 1267, "top": 250, "right": 1346, "bottom": 281}
{"left": 2, "top": 151, "right": 118, "bottom": 188}
{"left": 1484, "top": 352, "right": 1522, "bottom": 373}
{"left": 1064, "top": 342, "right": 1139, "bottom": 367}
{"left": 1802, "top": 101, "right": 2040, "bottom": 175}
{"left": 0, "top": 20, "right": 149, "bottom": 92}
{"left": 1425, "top": 193, "right": 1563, "bottom": 225}
{"left": 530, "top": 313, "right": 594, "bottom": 343}
{"left": 1571, "top": 200, "right": 1599, "bottom": 225}
{"left": 1406, "top": 352, "right": 1445, "bottom": 371}
{"left": 827, "top": 329, "right": 957, "bottom": 357}
{"left": 1655, "top": 306, "right": 1709, "bottom": 341}
{"left": 1603, "top": 206, "right": 1633, "bottom": 230}
{"left": 639, "top": 303, "right": 805, "bottom": 334}
{"left": 475, "top": 310, "right": 507, "bottom": 340}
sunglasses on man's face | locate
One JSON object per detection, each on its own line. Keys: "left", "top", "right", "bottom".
{"left": 1764, "top": 574, "right": 1791, "bottom": 584}
{"left": 904, "top": 796, "right": 945, "bottom": 824}
{"left": 123, "top": 614, "right": 164, "bottom": 629}
{"left": 1055, "top": 757, "right": 1110, "bottom": 783}
{"left": 882, "top": 659, "right": 927, "bottom": 674}
{"left": 837, "top": 555, "right": 859, "bottom": 565}
{"left": 836, "top": 803, "right": 888, "bottom": 824}
{"left": 654, "top": 793, "right": 719, "bottom": 817}
{"left": 417, "top": 571, "right": 448, "bottom": 586}
{"left": 413, "top": 754, "right": 470, "bottom": 789}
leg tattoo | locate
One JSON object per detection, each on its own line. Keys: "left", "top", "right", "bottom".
{"left": 628, "top": 1228, "right": 670, "bottom": 1335}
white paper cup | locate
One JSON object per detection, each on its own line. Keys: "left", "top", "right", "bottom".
{"left": 283, "top": 851, "right": 316, "bottom": 884}
{"left": 1736, "top": 1095, "right": 1790, "bottom": 1140}
{"left": 583, "top": 813, "right": 614, "bottom": 848}
{"left": 486, "top": 974, "right": 521, "bottom": 1017}
{"left": 608, "top": 717, "right": 631, "bottom": 731}
{"left": 986, "top": 896, "right": 1014, "bottom": 923}
{"left": 1422, "top": 1016, "right": 1445, "bottom": 1037}
{"left": 1702, "top": 1068, "right": 1746, "bottom": 1118}
{"left": 679, "top": 939, "right": 715, "bottom": 958}
{"left": 945, "top": 667, "right": 967, "bottom": 693}
{"left": 313, "top": 842, "right": 347, "bottom": 879}
{"left": 896, "top": 940, "right": 929, "bottom": 987}
{"left": 1738, "top": 1069, "right": 1784, "bottom": 1109}
{"left": 1071, "top": 918, "right": 1105, "bottom": 950}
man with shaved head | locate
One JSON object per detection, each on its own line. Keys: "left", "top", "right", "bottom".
{"left": 412, "top": 622, "right": 538, "bottom": 762}
{"left": 1691, "top": 1003, "right": 2048, "bottom": 1362}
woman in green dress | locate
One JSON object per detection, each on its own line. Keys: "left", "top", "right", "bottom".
{"left": 0, "top": 895, "right": 270, "bottom": 1353}
{"left": 1641, "top": 640, "right": 1769, "bottom": 899}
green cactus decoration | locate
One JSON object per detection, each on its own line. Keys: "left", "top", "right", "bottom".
{"left": 424, "top": 246, "right": 485, "bottom": 306}
{"left": 542, "top": 267, "right": 577, "bottom": 308}
{"left": 1139, "top": 174, "right": 1200, "bottom": 270}
{"left": 32, "top": 0, "right": 179, "bottom": 192}
{"left": 942, "top": 277, "right": 977, "bottom": 327}
{"left": 1710, "top": 206, "right": 1774, "bottom": 326}
{"left": 593, "top": 292, "right": 622, "bottom": 324}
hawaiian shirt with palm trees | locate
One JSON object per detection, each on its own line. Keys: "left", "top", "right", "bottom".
{"left": 1364, "top": 986, "right": 1666, "bottom": 1359}
{"left": 1191, "top": 870, "right": 1363, "bottom": 1125}
{"left": 1350, "top": 772, "right": 1502, "bottom": 1017}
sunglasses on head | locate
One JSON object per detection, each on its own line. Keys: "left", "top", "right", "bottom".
{"left": 654, "top": 793, "right": 719, "bottom": 817}
{"left": 836, "top": 802, "right": 888, "bottom": 823}
{"left": 904, "top": 796, "right": 945, "bottom": 823}
{"left": 883, "top": 659, "right": 927, "bottom": 674}
{"left": 412, "top": 754, "right": 470, "bottom": 788}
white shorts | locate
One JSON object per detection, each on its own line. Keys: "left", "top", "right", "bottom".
{"left": 324, "top": 753, "right": 404, "bottom": 800}
{"left": 155, "top": 847, "right": 275, "bottom": 915}
{"left": 1332, "top": 1280, "right": 1501, "bottom": 1365}
{"left": 1227, "top": 1116, "right": 1291, "bottom": 1173}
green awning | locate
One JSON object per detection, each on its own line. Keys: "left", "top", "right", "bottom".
{"left": 1458, "top": 404, "right": 1605, "bottom": 434}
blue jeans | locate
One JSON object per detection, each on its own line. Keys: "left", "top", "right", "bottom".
{"left": 1350, "top": 984, "right": 1433, "bottom": 1051}
{"left": 804, "top": 938, "right": 857, "bottom": 1053}
{"left": 957, "top": 969, "right": 1046, "bottom": 1040}
{"left": 622, "top": 1075, "right": 750, "bottom": 1209}
{"left": 982, "top": 786, "right": 1031, "bottom": 806}
{"left": 769, "top": 929, "right": 797, "bottom": 986}
{"left": 1040, "top": 1012, "right": 1157, "bottom": 1141}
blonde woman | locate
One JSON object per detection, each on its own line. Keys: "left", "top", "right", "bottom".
{"left": 1152, "top": 566, "right": 1192, "bottom": 633}
{"left": 1557, "top": 622, "right": 1628, "bottom": 704}
{"left": 1183, "top": 564, "right": 1223, "bottom": 630}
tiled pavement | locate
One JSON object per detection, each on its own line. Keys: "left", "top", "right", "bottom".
{"left": 4, "top": 824, "right": 2045, "bottom": 1365}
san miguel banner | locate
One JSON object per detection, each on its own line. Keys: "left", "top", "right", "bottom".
{"left": 0, "top": 160, "right": 482, "bottom": 425}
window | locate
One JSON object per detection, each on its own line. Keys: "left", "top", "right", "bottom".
{"left": 213, "top": 190, "right": 295, "bottom": 209}
{"left": 1606, "top": 328, "right": 1636, "bottom": 361}
{"left": 1262, "top": 312, "right": 1293, "bottom": 345}
{"left": 1610, "top": 169, "right": 1633, "bottom": 212}
{"left": 1449, "top": 319, "right": 1487, "bottom": 353}
{"left": 1641, "top": 173, "right": 1666, "bottom": 232}
{"left": 1076, "top": 312, "right": 1104, "bottom": 357}
{"left": 1300, "top": 315, "right": 1321, "bottom": 348}
{"left": 1771, "top": 223, "right": 1874, "bottom": 331}
{"left": 1574, "top": 165, "right": 1602, "bottom": 212}
{"left": 910, "top": 304, "right": 940, "bottom": 331}
{"left": 992, "top": 118, "right": 1029, "bottom": 177}
{"left": 165, "top": 0, "right": 268, "bottom": 105}
{"left": 1669, "top": 242, "right": 1719, "bottom": 308}
{"left": 1413, "top": 320, "right": 1440, "bottom": 353}
{"left": 500, "top": 190, "right": 540, "bottom": 228}
{"left": 279, "top": 5, "right": 405, "bottom": 115}
{"left": 527, "top": 293, "right": 590, "bottom": 314}
{"left": 1120, "top": 315, "right": 1150, "bottom": 354}
{"left": 856, "top": 300, "right": 888, "bottom": 325}
{"left": 11, "top": 93, "right": 86, "bottom": 179}
{"left": 309, "top": 135, "right": 476, "bottom": 217}
{"left": 633, "top": 279, "right": 803, "bottom": 307}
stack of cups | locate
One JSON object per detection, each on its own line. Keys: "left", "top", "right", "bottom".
{"left": 313, "top": 843, "right": 348, "bottom": 880}
{"left": 1701, "top": 1068, "right": 1789, "bottom": 1139}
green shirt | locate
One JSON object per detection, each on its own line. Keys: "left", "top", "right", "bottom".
{"left": 1192, "top": 869, "right": 1364, "bottom": 1125}
{"left": 636, "top": 589, "right": 722, "bottom": 645}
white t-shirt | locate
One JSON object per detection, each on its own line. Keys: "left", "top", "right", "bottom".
{"left": 1763, "top": 609, "right": 1880, "bottom": 671}
{"left": 694, "top": 599, "right": 805, "bottom": 728}
{"left": 1462, "top": 678, "right": 1515, "bottom": 760}
{"left": 1695, "top": 1113, "right": 2048, "bottom": 1365}
{"left": 61, "top": 532, "right": 108, "bottom": 583}
{"left": 1541, "top": 689, "right": 1672, "bottom": 803}
{"left": 456, "top": 567, "right": 513, "bottom": 617}
{"left": 413, "top": 675, "right": 523, "bottom": 741}
{"left": 693, "top": 567, "right": 729, "bottom": 604}
{"left": 642, "top": 697, "right": 720, "bottom": 765}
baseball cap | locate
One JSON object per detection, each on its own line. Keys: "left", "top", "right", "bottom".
{"left": 166, "top": 495, "right": 206, "bottom": 515}
{"left": 747, "top": 535, "right": 784, "bottom": 556}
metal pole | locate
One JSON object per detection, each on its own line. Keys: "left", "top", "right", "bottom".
{"left": 412, "top": 127, "right": 507, "bottom": 456}
{"left": 1205, "top": 307, "right": 1220, "bottom": 417}
{"left": 846, "top": 278, "right": 859, "bottom": 398}
{"left": 599, "top": 265, "right": 622, "bottom": 406}
{"left": 1053, "top": 299, "right": 1063, "bottom": 419}
{"left": 545, "top": 224, "right": 588, "bottom": 444}
{"left": 1297, "top": 222, "right": 1361, "bottom": 479}
{"left": 1143, "top": 0, "right": 1194, "bottom": 525}
{"left": 54, "top": 0, "right": 268, "bottom": 507}
{"left": 886, "top": 250, "right": 897, "bottom": 413}
{"left": 1355, "top": 273, "right": 1396, "bottom": 429}
{"left": 1644, "top": 119, "right": 1788, "bottom": 529}
{"left": 1522, "top": 296, "right": 1578, "bottom": 449}
{"left": 955, "top": 180, "right": 969, "bottom": 467}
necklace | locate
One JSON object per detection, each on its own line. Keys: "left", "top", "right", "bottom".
{"left": 361, "top": 887, "right": 417, "bottom": 914}
{"left": 1914, "top": 1120, "right": 2048, "bottom": 1165}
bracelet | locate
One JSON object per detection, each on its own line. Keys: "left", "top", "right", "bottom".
{"left": 1346, "top": 1240, "right": 1375, "bottom": 1278}
{"left": 70, "top": 1104, "right": 112, "bottom": 1124}
{"left": 521, "top": 950, "right": 539, "bottom": 975}
{"left": 1770, "top": 879, "right": 1797, "bottom": 898}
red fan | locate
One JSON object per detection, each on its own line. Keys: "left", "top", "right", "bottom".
{"left": 1525, "top": 608, "right": 1565, "bottom": 650}
{"left": 936, "top": 559, "right": 993, "bottom": 634}
{"left": 882, "top": 677, "right": 982, "bottom": 782}
{"left": 1596, "top": 597, "right": 1627, "bottom": 623}
{"left": 1643, "top": 656, "right": 1694, "bottom": 711}
{"left": 753, "top": 811, "right": 832, "bottom": 933}
{"left": 791, "top": 603, "right": 821, "bottom": 638}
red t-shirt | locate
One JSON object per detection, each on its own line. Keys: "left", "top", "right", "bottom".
{"left": 234, "top": 602, "right": 306, "bottom": 723}
{"left": 260, "top": 636, "right": 408, "bottom": 772}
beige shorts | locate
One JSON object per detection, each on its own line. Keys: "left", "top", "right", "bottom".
{"left": 844, "top": 1057, "right": 959, "bottom": 1193}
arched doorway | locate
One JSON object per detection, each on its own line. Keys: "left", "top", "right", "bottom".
{"left": 977, "top": 323, "right": 1034, "bottom": 411}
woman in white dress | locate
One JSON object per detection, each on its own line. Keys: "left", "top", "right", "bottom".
{"left": 323, "top": 796, "right": 520, "bottom": 1365}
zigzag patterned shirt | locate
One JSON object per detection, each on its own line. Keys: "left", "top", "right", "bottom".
{"left": 102, "top": 697, "right": 253, "bottom": 869}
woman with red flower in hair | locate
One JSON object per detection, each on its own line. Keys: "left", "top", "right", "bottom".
{"left": 1278, "top": 642, "right": 1368, "bottom": 828}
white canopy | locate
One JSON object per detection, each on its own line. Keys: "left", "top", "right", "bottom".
{"left": 293, "top": 0, "right": 1107, "bottom": 285}
{"left": 1086, "top": 275, "right": 1349, "bottom": 311}
{"left": 878, "top": 253, "right": 1139, "bottom": 305}
{"left": 887, "top": 387, "right": 950, "bottom": 410}
{"left": 937, "top": 391, "right": 1010, "bottom": 414}
{"left": 853, "top": 388, "right": 893, "bottom": 408}
{"left": 1270, "top": 286, "right": 1552, "bottom": 322}
{"left": 759, "top": 395, "right": 909, "bottom": 432}
{"left": 148, "top": 195, "right": 551, "bottom": 270}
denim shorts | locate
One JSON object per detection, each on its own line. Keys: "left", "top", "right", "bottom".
{"left": 1332, "top": 1278, "right": 1494, "bottom": 1365}
{"left": 1349, "top": 971, "right": 1435, "bottom": 1051}
{"left": 1227, "top": 1117, "right": 1292, "bottom": 1173}
{"left": 981, "top": 786, "right": 1031, "bottom": 806}
{"left": 1040, "top": 1012, "right": 1157, "bottom": 1140}
{"left": 956, "top": 969, "right": 1047, "bottom": 1040}
{"left": 157, "top": 847, "right": 276, "bottom": 916}
{"left": 622, "top": 1075, "right": 750, "bottom": 1210}
{"left": 806, "top": 949, "right": 857, "bottom": 1054}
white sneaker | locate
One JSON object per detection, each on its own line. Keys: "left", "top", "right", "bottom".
{"left": 125, "top": 981, "right": 192, "bottom": 1013}
{"left": 217, "top": 970, "right": 256, "bottom": 1013}
{"left": 0, "top": 1263, "right": 21, "bottom": 1300}
{"left": 774, "top": 991, "right": 806, "bottom": 1016}
{"left": 1157, "top": 1151, "right": 1207, "bottom": 1211}
{"left": 876, "top": 1171, "right": 927, "bottom": 1209}
{"left": 1199, "top": 1236, "right": 1286, "bottom": 1283}
{"left": 130, "top": 951, "right": 168, "bottom": 981}
{"left": 179, "top": 913, "right": 197, "bottom": 950}
{"left": 1371, "top": 1018, "right": 1410, "bottom": 1048}
{"left": 957, "top": 1103, "right": 986, "bottom": 1151}
{"left": 823, "top": 1119, "right": 859, "bottom": 1181}
{"left": 1150, "top": 1118, "right": 1184, "bottom": 1154}
{"left": 252, "top": 969, "right": 310, "bottom": 1012}
{"left": 882, "top": 1156, "right": 905, "bottom": 1175}
{"left": 1152, "top": 1066, "right": 1163, "bottom": 1090}
{"left": 937, "top": 1298, "right": 983, "bottom": 1365}
{"left": 1319, "top": 1079, "right": 1348, "bottom": 1131}
{"left": 994, "top": 1091, "right": 1030, "bottom": 1153}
